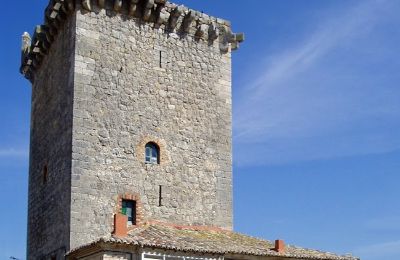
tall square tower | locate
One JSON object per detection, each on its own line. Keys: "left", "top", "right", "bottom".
{"left": 20, "top": 1, "right": 243, "bottom": 259}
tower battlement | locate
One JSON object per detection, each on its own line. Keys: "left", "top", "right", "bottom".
{"left": 20, "top": 0, "right": 244, "bottom": 82}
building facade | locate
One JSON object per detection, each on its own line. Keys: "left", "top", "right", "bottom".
{"left": 20, "top": 1, "right": 357, "bottom": 260}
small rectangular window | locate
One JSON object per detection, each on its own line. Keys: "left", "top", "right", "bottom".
{"left": 121, "top": 199, "right": 136, "bottom": 226}
{"left": 43, "top": 164, "right": 48, "bottom": 185}
{"left": 159, "top": 185, "right": 163, "bottom": 207}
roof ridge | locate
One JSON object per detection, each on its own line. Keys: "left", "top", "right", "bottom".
{"left": 105, "top": 224, "right": 358, "bottom": 260}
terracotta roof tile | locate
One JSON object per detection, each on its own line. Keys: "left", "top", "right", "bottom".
{"left": 68, "top": 224, "right": 359, "bottom": 260}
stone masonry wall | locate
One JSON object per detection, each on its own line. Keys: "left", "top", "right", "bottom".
{"left": 70, "top": 7, "right": 233, "bottom": 248}
{"left": 27, "top": 15, "right": 76, "bottom": 260}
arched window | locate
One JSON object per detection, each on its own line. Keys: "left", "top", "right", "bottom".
{"left": 145, "top": 142, "right": 159, "bottom": 164}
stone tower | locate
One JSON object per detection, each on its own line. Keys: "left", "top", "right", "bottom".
{"left": 20, "top": 1, "right": 243, "bottom": 259}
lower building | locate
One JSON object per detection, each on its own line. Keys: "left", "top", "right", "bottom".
{"left": 67, "top": 214, "right": 357, "bottom": 260}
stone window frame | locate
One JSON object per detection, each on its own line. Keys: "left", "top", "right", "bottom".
{"left": 136, "top": 136, "right": 168, "bottom": 166}
{"left": 116, "top": 193, "right": 143, "bottom": 229}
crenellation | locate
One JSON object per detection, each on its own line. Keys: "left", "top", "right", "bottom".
{"left": 20, "top": 0, "right": 243, "bottom": 82}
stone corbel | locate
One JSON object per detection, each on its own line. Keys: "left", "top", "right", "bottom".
{"left": 219, "top": 27, "right": 233, "bottom": 53}
{"left": 44, "top": 4, "right": 60, "bottom": 32}
{"left": 64, "top": 0, "right": 75, "bottom": 13}
{"left": 20, "top": 62, "right": 31, "bottom": 79}
{"left": 129, "top": 0, "right": 140, "bottom": 16}
{"left": 46, "top": 23, "right": 58, "bottom": 37}
{"left": 182, "top": 11, "right": 196, "bottom": 33}
{"left": 219, "top": 29, "right": 245, "bottom": 52}
{"left": 32, "top": 55, "right": 41, "bottom": 69}
{"left": 31, "top": 42, "right": 44, "bottom": 58}
{"left": 43, "top": 26, "right": 54, "bottom": 44}
{"left": 156, "top": 7, "right": 170, "bottom": 25}
{"left": 235, "top": 33, "right": 245, "bottom": 43}
{"left": 48, "top": 17, "right": 61, "bottom": 33}
{"left": 31, "top": 26, "right": 49, "bottom": 55}
{"left": 53, "top": 1, "right": 63, "bottom": 13}
{"left": 61, "top": 2, "right": 71, "bottom": 14}
{"left": 114, "top": 0, "right": 123, "bottom": 12}
{"left": 195, "top": 23, "right": 208, "bottom": 39}
{"left": 231, "top": 42, "right": 239, "bottom": 51}
{"left": 98, "top": 0, "right": 105, "bottom": 8}
{"left": 225, "top": 30, "right": 236, "bottom": 44}
{"left": 143, "top": 0, "right": 155, "bottom": 21}
{"left": 208, "top": 23, "right": 219, "bottom": 42}
{"left": 220, "top": 42, "right": 229, "bottom": 53}
{"left": 31, "top": 28, "right": 42, "bottom": 49}
{"left": 82, "top": 0, "right": 92, "bottom": 11}
{"left": 43, "top": 6, "right": 58, "bottom": 36}
{"left": 168, "top": 5, "right": 184, "bottom": 31}
{"left": 231, "top": 33, "right": 245, "bottom": 51}
{"left": 43, "top": 28, "right": 53, "bottom": 48}
{"left": 54, "top": 1, "right": 68, "bottom": 22}
{"left": 45, "top": 4, "right": 58, "bottom": 20}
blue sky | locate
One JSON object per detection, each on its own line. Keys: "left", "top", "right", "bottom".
{"left": 1, "top": 0, "right": 399, "bottom": 260}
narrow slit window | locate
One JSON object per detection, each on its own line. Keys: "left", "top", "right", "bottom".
{"left": 43, "top": 164, "right": 48, "bottom": 184}
{"left": 159, "top": 50, "right": 162, "bottom": 68}
{"left": 145, "top": 142, "right": 159, "bottom": 164}
{"left": 121, "top": 199, "right": 136, "bottom": 226}
{"left": 159, "top": 185, "right": 163, "bottom": 207}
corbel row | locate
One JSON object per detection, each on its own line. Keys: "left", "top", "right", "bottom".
{"left": 20, "top": 0, "right": 75, "bottom": 81}
{"left": 21, "top": 0, "right": 245, "bottom": 82}
{"left": 79, "top": 0, "right": 243, "bottom": 48}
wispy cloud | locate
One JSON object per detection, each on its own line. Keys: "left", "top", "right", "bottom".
{"left": 234, "top": 0, "right": 400, "bottom": 165}
{"left": 244, "top": 0, "right": 388, "bottom": 97}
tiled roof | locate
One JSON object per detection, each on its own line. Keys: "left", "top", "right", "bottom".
{"left": 68, "top": 224, "right": 358, "bottom": 260}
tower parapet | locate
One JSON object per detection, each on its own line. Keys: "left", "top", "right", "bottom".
{"left": 20, "top": 0, "right": 244, "bottom": 82}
